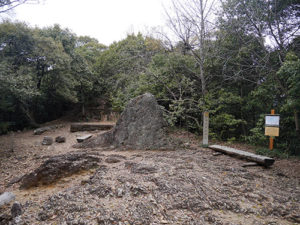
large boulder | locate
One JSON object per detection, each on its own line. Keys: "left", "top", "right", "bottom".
{"left": 75, "top": 93, "right": 174, "bottom": 150}
{"left": 19, "top": 152, "right": 101, "bottom": 189}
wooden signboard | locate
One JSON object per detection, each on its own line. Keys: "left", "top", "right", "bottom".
{"left": 265, "top": 114, "right": 280, "bottom": 137}
{"left": 265, "top": 110, "right": 280, "bottom": 150}
{"left": 265, "top": 127, "right": 279, "bottom": 136}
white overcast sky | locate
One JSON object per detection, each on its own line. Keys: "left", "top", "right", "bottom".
{"left": 10, "top": 0, "right": 172, "bottom": 45}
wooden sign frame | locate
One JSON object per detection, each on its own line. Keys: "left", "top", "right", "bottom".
{"left": 265, "top": 114, "right": 280, "bottom": 137}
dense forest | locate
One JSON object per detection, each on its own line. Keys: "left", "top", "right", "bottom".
{"left": 0, "top": 0, "right": 299, "bottom": 155}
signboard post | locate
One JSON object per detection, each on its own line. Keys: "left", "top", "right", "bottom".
{"left": 265, "top": 109, "right": 280, "bottom": 150}
{"left": 203, "top": 111, "right": 209, "bottom": 147}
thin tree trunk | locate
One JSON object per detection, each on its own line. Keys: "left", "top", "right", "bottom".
{"left": 19, "top": 103, "right": 39, "bottom": 128}
{"left": 82, "top": 104, "right": 85, "bottom": 117}
{"left": 294, "top": 110, "right": 300, "bottom": 139}
{"left": 240, "top": 86, "right": 247, "bottom": 136}
{"left": 80, "top": 83, "right": 86, "bottom": 117}
{"left": 199, "top": 0, "right": 207, "bottom": 96}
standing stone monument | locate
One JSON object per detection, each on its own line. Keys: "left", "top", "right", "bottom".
{"left": 202, "top": 111, "right": 209, "bottom": 147}
{"left": 75, "top": 93, "right": 175, "bottom": 150}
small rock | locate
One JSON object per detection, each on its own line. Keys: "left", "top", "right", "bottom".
{"left": 213, "top": 152, "right": 223, "bottom": 156}
{"left": 76, "top": 134, "right": 92, "bottom": 143}
{"left": 0, "top": 192, "right": 15, "bottom": 206}
{"left": 184, "top": 142, "right": 190, "bottom": 147}
{"left": 34, "top": 141, "right": 41, "bottom": 147}
{"left": 11, "top": 201, "right": 22, "bottom": 218}
{"left": 0, "top": 214, "right": 12, "bottom": 224}
{"left": 130, "top": 163, "right": 157, "bottom": 174}
{"left": 105, "top": 157, "right": 121, "bottom": 164}
{"left": 11, "top": 215, "right": 23, "bottom": 225}
{"left": 108, "top": 154, "right": 127, "bottom": 160}
{"left": 55, "top": 136, "right": 66, "bottom": 143}
{"left": 42, "top": 136, "right": 53, "bottom": 145}
{"left": 242, "top": 162, "right": 259, "bottom": 167}
{"left": 116, "top": 188, "right": 124, "bottom": 197}
{"left": 81, "top": 179, "right": 90, "bottom": 185}
{"left": 47, "top": 146, "right": 55, "bottom": 151}
{"left": 38, "top": 211, "right": 49, "bottom": 221}
{"left": 34, "top": 127, "right": 50, "bottom": 135}
{"left": 89, "top": 184, "right": 112, "bottom": 198}
{"left": 130, "top": 185, "right": 148, "bottom": 196}
{"left": 288, "top": 214, "right": 300, "bottom": 223}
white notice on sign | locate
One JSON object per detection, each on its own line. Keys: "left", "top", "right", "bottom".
{"left": 265, "top": 115, "right": 280, "bottom": 127}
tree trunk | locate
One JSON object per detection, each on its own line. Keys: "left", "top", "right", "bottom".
{"left": 199, "top": 0, "right": 207, "bottom": 97}
{"left": 80, "top": 83, "right": 86, "bottom": 117}
{"left": 19, "top": 103, "right": 39, "bottom": 128}
{"left": 82, "top": 103, "right": 85, "bottom": 117}
{"left": 294, "top": 110, "right": 300, "bottom": 139}
{"left": 36, "top": 64, "right": 45, "bottom": 90}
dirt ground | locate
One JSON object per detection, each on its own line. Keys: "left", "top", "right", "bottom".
{"left": 0, "top": 122, "right": 299, "bottom": 225}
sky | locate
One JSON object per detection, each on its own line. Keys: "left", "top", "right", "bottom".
{"left": 10, "top": 0, "right": 172, "bottom": 45}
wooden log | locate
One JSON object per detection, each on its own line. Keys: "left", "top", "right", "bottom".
{"left": 209, "top": 145, "right": 275, "bottom": 167}
{"left": 70, "top": 123, "right": 114, "bottom": 132}
{"left": 76, "top": 134, "right": 92, "bottom": 143}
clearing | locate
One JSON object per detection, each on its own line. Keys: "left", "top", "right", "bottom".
{"left": 0, "top": 122, "right": 299, "bottom": 225}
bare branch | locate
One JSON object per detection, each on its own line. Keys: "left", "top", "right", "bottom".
{"left": 0, "top": 0, "right": 39, "bottom": 14}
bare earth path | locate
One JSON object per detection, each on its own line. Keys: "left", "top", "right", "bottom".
{"left": 0, "top": 123, "right": 299, "bottom": 225}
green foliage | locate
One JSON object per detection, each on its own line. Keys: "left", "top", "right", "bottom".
{"left": 255, "top": 148, "right": 290, "bottom": 159}
{"left": 243, "top": 114, "right": 267, "bottom": 146}
{"left": 275, "top": 52, "right": 300, "bottom": 155}
{"left": 0, "top": 21, "right": 108, "bottom": 127}
{"left": 203, "top": 89, "right": 247, "bottom": 141}
{"left": 105, "top": 34, "right": 165, "bottom": 111}
{"left": 277, "top": 52, "right": 300, "bottom": 109}
{"left": 211, "top": 113, "right": 245, "bottom": 140}
{"left": 110, "top": 73, "right": 148, "bottom": 112}
{"left": 0, "top": 122, "right": 11, "bottom": 134}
